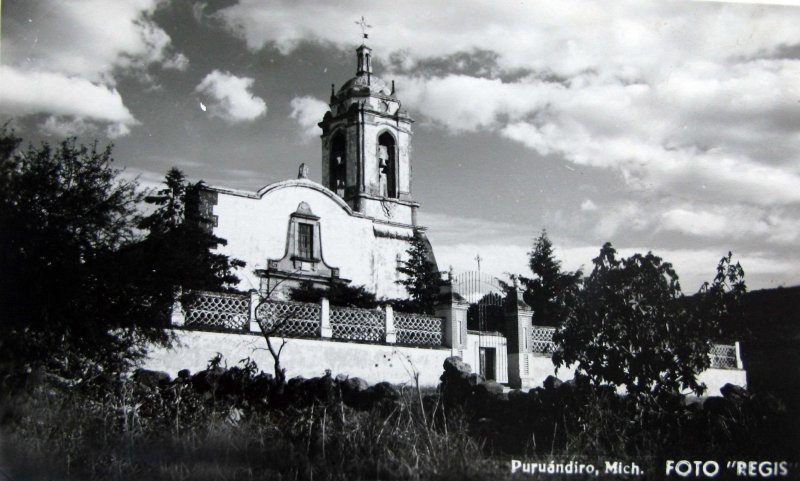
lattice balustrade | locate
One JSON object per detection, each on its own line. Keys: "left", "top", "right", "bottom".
{"left": 185, "top": 291, "right": 249, "bottom": 331}
{"left": 330, "top": 306, "right": 385, "bottom": 342}
{"left": 709, "top": 344, "right": 738, "bottom": 370}
{"left": 395, "top": 312, "right": 443, "bottom": 346}
{"left": 256, "top": 300, "right": 320, "bottom": 338}
{"left": 530, "top": 326, "right": 556, "bottom": 354}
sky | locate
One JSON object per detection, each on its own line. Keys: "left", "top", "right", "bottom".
{"left": 2, "top": 0, "right": 799, "bottom": 292}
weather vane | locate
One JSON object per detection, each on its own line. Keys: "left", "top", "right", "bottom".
{"left": 355, "top": 16, "right": 372, "bottom": 40}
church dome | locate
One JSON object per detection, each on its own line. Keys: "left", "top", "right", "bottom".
{"left": 338, "top": 73, "right": 392, "bottom": 97}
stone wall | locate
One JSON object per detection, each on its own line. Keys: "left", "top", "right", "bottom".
{"left": 144, "top": 329, "right": 451, "bottom": 386}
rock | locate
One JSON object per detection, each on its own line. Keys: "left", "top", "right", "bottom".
{"left": 132, "top": 369, "right": 171, "bottom": 388}
{"left": 190, "top": 367, "right": 225, "bottom": 393}
{"left": 443, "top": 357, "right": 471, "bottom": 377}
{"left": 543, "top": 375, "right": 563, "bottom": 391}
{"left": 316, "top": 374, "right": 338, "bottom": 404}
{"left": 340, "top": 377, "right": 370, "bottom": 409}
{"left": 370, "top": 381, "right": 401, "bottom": 402}
{"left": 342, "top": 377, "right": 369, "bottom": 393}
{"left": 467, "top": 373, "right": 485, "bottom": 387}
{"left": 475, "top": 380, "right": 504, "bottom": 397}
{"left": 508, "top": 389, "right": 526, "bottom": 402}
{"left": 720, "top": 384, "right": 748, "bottom": 403}
{"left": 703, "top": 396, "right": 733, "bottom": 416}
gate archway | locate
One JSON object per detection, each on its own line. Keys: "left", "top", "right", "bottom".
{"left": 451, "top": 271, "right": 507, "bottom": 332}
{"left": 451, "top": 271, "right": 508, "bottom": 380}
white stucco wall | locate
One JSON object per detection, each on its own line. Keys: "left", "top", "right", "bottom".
{"left": 210, "top": 179, "right": 413, "bottom": 299}
{"left": 145, "top": 329, "right": 451, "bottom": 387}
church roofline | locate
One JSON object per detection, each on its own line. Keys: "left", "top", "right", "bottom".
{"left": 203, "top": 179, "right": 355, "bottom": 213}
{"left": 202, "top": 178, "right": 423, "bottom": 230}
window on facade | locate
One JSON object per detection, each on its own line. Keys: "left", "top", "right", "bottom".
{"left": 298, "top": 223, "right": 314, "bottom": 259}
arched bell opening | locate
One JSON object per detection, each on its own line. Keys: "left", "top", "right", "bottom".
{"left": 377, "top": 132, "right": 397, "bottom": 198}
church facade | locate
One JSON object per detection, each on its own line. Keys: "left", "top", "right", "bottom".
{"left": 197, "top": 42, "right": 436, "bottom": 301}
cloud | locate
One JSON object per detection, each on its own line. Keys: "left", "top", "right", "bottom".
{"left": 289, "top": 96, "right": 329, "bottom": 138}
{"left": 213, "top": 1, "right": 800, "bottom": 75}
{"left": 209, "top": 2, "right": 800, "bottom": 263}
{"left": 8, "top": 0, "right": 186, "bottom": 84}
{"left": 163, "top": 52, "right": 190, "bottom": 71}
{"left": 1, "top": 65, "right": 138, "bottom": 137}
{"left": 427, "top": 215, "right": 800, "bottom": 291}
{"left": 3, "top": 1, "right": 189, "bottom": 137}
{"left": 39, "top": 116, "right": 96, "bottom": 138}
{"left": 194, "top": 70, "right": 267, "bottom": 123}
{"left": 659, "top": 205, "right": 800, "bottom": 244}
{"left": 580, "top": 199, "right": 598, "bottom": 212}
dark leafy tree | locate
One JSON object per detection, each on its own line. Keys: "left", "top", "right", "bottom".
{"left": 694, "top": 252, "right": 747, "bottom": 342}
{"left": 0, "top": 130, "right": 166, "bottom": 372}
{"left": 553, "top": 243, "right": 746, "bottom": 399}
{"left": 124, "top": 167, "right": 245, "bottom": 320}
{"left": 521, "top": 230, "right": 582, "bottom": 326}
{"left": 466, "top": 292, "right": 505, "bottom": 331}
{"left": 396, "top": 232, "right": 445, "bottom": 314}
{"left": 289, "top": 280, "right": 377, "bottom": 309}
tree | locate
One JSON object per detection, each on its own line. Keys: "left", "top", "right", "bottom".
{"left": 553, "top": 243, "right": 745, "bottom": 398}
{"left": 289, "top": 280, "right": 377, "bottom": 309}
{"left": 129, "top": 167, "right": 245, "bottom": 310}
{"left": 521, "top": 230, "right": 582, "bottom": 326}
{"left": 0, "top": 130, "right": 165, "bottom": 372}
{"left": 396, "top": 232, "right": 444, "bottom": 314}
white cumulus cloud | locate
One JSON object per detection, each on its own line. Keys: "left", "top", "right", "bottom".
{"left": 195, "top": 70, "right": 267, "bottom": 123}
{"left": 289, "top": 96, "right": 329, "bottom": 139}
{"left": 3, "top": 0, "right": 189, "bottom": 137}
{"left": 1, "top": 65, "right": 139, "bottom": 136}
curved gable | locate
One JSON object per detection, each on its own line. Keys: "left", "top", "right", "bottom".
{"left": 209, "top": 179, "right": 360, "bottom": 218}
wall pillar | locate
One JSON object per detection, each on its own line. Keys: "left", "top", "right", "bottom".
{"left": 320, "top": 297, "right": 332, "bottom": 338}
{"left": 434, "top": 284, "right": 469, "bottom": 354}
{"left": 249, "top": 290, "right": 261, "bottom": 333}
{"left": 735, "top": 341, "right": 744, "bottom": 370}
{"left": 385, "top": 304, "right": 396, "bottom": 344}
{"left": 504, "top": 283, "right": 534, "bottom": 388}
{"left": 170, "top": 289, "right": 185, "bottom": 327}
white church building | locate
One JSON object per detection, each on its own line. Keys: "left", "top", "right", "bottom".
{"left": 194, "top": 42, "right": 434, "bottom": 301}
{"left": 145, "top": 41, "right": 746, "bottom": 394}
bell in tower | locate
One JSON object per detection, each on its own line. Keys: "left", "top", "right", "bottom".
{"left": 318, "top": 38, "right": 418, "bottom": 226}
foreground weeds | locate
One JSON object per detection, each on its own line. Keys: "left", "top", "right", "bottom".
{"left": 1, "top": 361, "right": 796, "bottom": 481}
{"left": 0, "top": 371, "right": 503, "bottom": 481}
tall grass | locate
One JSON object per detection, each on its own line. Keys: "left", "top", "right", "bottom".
{"left": 1, "top": 365, "right": 795, "bottom": 480}
{"left": 1, "top": 373, "right": 507, "bottom": 481}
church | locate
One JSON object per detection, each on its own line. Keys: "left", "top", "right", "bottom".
{"left": 145, "top": 39, "right": 746, "bottom": 394}
{"left": 196, "top": 41, "right": 437, "bottom": 301}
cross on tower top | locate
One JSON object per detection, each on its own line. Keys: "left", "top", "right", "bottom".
{"left": 355, "top": 16, "right": 372, "bottom": 40}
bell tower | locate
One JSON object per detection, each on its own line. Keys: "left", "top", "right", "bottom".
{"left": 318, "top": 41, "right": 418, "bottom": 226}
